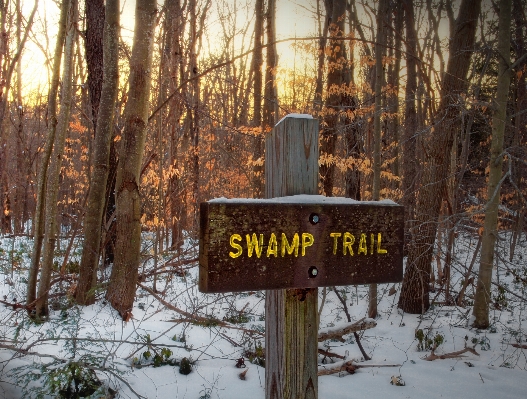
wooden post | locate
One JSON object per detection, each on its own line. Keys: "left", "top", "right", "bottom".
{"left": 265, "top": 115, "right": 319, "bottom": 399}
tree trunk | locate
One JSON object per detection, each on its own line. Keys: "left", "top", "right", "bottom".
{"left": 321, "top": 0, "right": 348, "bottom": 197}
{"left": 263, "top": 0, "right": 278, "bottom": 128}
{"left": 401, "top": 0, "right": 418, "bottom": 231}
{"left": 344, "top": 0, "right": 362, "bottom": 201}
{"left": 313, "top": 0, "right": 329, "bottom": 111}
{"left": 35, "top": 0, "right": 78, "bottom": 319}
{"left": 0, "top": 1, "right": 37, "bottom": 235}
{"left": 76, "top": 0, "right": 120, "bottom": 305}
{"left": 26, "top": 0, "right": 70, "bottom": 311}
{"left": 85, "top": 0, "right": 104, "bottom": 132}
{"left": 387, "top": 1, "right": 402, "bottom": 182}
{"left": 369, "top": 0, "right": 388, "bottom": 319}
{"left": 106, "top": 0, "right": 157, "bottom": 319}
{"left": 167, "top": 0, "right": 186, "bottom": 249}
{"left": 188, "top": 0, "right": 205, "bottom": 231}
{"left": 472, "top": 0, "right": 512, "bottom": 328}
{"left": 0, "top": 0, "right": 37, "bottom": 130}
{"left": 251, "top": 0, "right": 264, "bottom": 197}
{"left": 398, "top": 0, "right": 482, "bottom": 314}
{"left": 509, "top": 0, "right": 527, "bottom": 261}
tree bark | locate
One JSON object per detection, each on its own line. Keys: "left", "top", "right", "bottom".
{"left": 166, "top": 0, "right": 186, "bottom": 249}
{"left": 26, "top": 0, "right": 70, "bottom": 311}
{"left": 106, "top": 0, "right": 157, "bottom": 318}
{"left": 472, "top": 0, "right": 512, "bottom": 328}
{"left": 251, "top": 0, "right": 264, "bottom": 197}
{"left": 85, "top": 0, "right": 104, "bottom": 132}
{"left": 343, "top": 0, "right": 362, "bottom": 201}
{"left": 509, "top": 0, "right": 527, "bottom": 261}
{"left": 263, "top": 0, "right": 278, "bottom": 128}
{"left": 35, "top": 0, "right": 78, "bottom": 319}
{"left": 76, "top": 0, "right": 120, "bottom": 305}
{"left": 387, "top": 1, "right": 402, "bottom": 182}
{"left": 320, "top": 0, "right": 348, "bottom": 197}
{"left": 401, "top": 0, "right": 418, "bottom": 230}
{"left": 369, "top": 0, "right": 388, "bottom": 319}
{"left": 313, "top": 0, "right": 330, "bottom": 111}
{"left": 398, "top": 0, "right": 482, "bottom": 314}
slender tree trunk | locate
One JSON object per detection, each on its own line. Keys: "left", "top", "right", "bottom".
{"left": 189, "top": 0, "right": 201, "bottom": 231}
{"left": 343, "top": 0, "right": 362, "bottom": 201}
{"left": 321, "top": 0, "right": 347, "bottom": 197}
{"left": 168, "top": 0, "right": 186, "bottom": 249}
{"left": 0, "top": 1, "right": 37, "bottom": 235}
{"left": 1, "top": 0, "right": 10, "bottom": 234}
{"left": 472, "top": 0, "right": 512, "bottom": 328}
{"left": 369, "top": 0, "right": 388, "bottom": 319}
{"left": 35, "top": 0, "right": 78, "bottom": 319}
{"left": 388, "top": 2, "right": 402, "bottom": 182}
{"left": 27, "top": 0, "right": 70, "bottom": 311}
{"left": 263, "top": 0, "right": 278, "bottom": 128}
{"left": 313, "top": 0, "right": 329, "bottom": 111}
{"left": 76, "top": 0, "right": 120, "bottom": 305}
{"left": 251, "top": 0, "right": 264, "bottom": 198}
{"left": 401, "top": 0, "right": 418, "bottom": 232}
{"left": 85, "top": 0, "right": 104, "bottom": 133}
{"left": 106, "top": 0, "right": 157, "bottom": 319}
{"left": 398, "top": 0, "right": 482, "bottom": 314}
{"left": 0, "top": 0, "right": 37, "bottom": 130}
{"left": 509, "top": 0, "right": 527, "bottom": 261}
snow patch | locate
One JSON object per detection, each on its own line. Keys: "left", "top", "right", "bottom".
{"left": 275, "top": 113, "right": 314, "bottom": 126}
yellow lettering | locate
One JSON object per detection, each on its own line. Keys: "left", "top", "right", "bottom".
{"left": 377, "top": 233, "right": 387, "bottom": 254}
{"left": 370, "top": 233, "right": 375, "bottom": 255}
{"left": 330, "top": 233, "right": 341, "bottom": 255}
{"left": 246, "top": 233, "right": 264, "bottom": 258}
{"left": 281, "top": 233, "right": 299, "bottom": 257}
{"left": 267, "top": 233, "right": 278, "bottom": 257}
{"left": 343, "top": 232, "right": 355, "bottom": 256}
{"left": 302, "top": 233, "right": 314, "bottom": 256}
{"left": 358, "top": 233, "right": 368, "bottom": 255}
{"left": 229, "top": 234, "right": 243, "bottom": 258}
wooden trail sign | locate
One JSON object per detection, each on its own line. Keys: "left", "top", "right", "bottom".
{"left": 198, "top": 115, "right": 404, "bottom": 399}
{"left": 199, "top": 197, "right": 404, "bottom": 293}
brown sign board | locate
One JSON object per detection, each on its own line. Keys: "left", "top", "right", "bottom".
{"left": 199, "top": 196, "right": 404, "bottom": 293}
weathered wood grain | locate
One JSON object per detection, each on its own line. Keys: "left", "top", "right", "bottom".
{"left": 265, "top": 116, "right": 319, "bottom": 399}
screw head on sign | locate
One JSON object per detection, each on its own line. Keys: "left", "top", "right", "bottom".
{"left": 309, "top": 213, "right": 320, "bottom": 224}
{"left": 308, "top": 266, "right": 318, "bottom": 278}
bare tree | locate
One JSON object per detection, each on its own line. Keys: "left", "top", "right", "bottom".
{"left": 320, "top": 0, "right": 349, "bottom": 197}
{"left": 85, "top": 0, "right": 104, "bottom": 132}
{"left": 76, "top": 0, "right": 120, "bottom": 305}
{"left": 250, "top": 0, "right": 264, "bottom": 198}
{"left": 398, "top": 0, "right": 483, "bottom": 314}
{"left": 401, "top": 0, "right": 419, "bottom": 229}
{"left": 27, "top": 0, "right": 71, "bottom": 311}
{"left": 34, "top": 0, "right": 78, "bottom": 319}
{"left": 369, "top": 0, "right": 388, "bottom": 319}
{"left": 472, "top": 0, "right": 512, "bottom": 328}
{"left": 263, "top": 0, "right": 278, "bottom": 127}
{"left": 106, "top": 0, "right": 157, "bottom": 318}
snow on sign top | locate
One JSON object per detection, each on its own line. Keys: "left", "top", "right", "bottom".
{"left": 208, "top": 194, "right": 398, "bottom": 206}
{"left": 275, "top": 113, "right": 314, "bottom": 126}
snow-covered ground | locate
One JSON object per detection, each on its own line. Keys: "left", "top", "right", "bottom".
{"left": 0, "top": 231, "right": 526, "bottom": 398}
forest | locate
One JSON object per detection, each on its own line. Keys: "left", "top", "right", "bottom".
{"left": 0, "top": 0, "right": 526, "bottom": 397}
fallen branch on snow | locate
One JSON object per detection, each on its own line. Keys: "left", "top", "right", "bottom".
{"left": 318, "top": 317, "right": 376, "bottom": 342}
{"left": 318, "top": 360, "right": 401, "bottom": 376}
{"left": 423, "top": 346, "right": 480, "bottom": 361}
